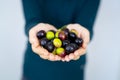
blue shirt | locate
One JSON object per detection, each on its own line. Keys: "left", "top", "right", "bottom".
{"left": 22, "top": 0, "right": 100, "bottom": 80}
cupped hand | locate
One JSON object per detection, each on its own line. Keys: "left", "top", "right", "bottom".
{"left": 29, "top": 23, "right": 61, "bottom": 61}
{"left": 62, "top": 24, "right": 90, "bottom": 62}
{"left": 29, "top": 23, "right": 90, "bottom": 62}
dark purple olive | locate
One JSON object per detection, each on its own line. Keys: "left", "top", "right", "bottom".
{"left": 62, "top": 28, "right": 69, "bottom": 37}
{"left": 45, "top": 41, "right": 55, "bottom": 52}
{"left": 40, "top": 38, "right": 48, "bottom": 48}
{"left": 58, "top": 31, "right": 67, "bottom": 40}
{"left": 62, "top": 40, "right": 70, "bottom": 48}
{"left": 75, "top": 38, "right": 83, "bottom": 47}
{"left": 68, "top": 32, "right": 77, "bottom": 42}
{"left": 37, "top": 30, "right": 46, "bottom": 39}
{"left": 70, "top": 43, "right": 79, "bottom": 50}
{"left": 65, "top": 44, "right": 75, "bottom": 55}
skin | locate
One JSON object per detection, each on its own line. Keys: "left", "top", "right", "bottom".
{"left": 29, "top": 23, "right": 90, "bottom": 62}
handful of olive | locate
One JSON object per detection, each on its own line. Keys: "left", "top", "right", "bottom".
{"left": 37, "top": 27, "right": 83, "bottom": 57}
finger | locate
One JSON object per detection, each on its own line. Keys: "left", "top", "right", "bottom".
{"left": 48, "top": 53, "right": 55, "bottom": 61}
{"left": 74, "top": 48, "right": 86, "bottom": 56}
{"left": 72, "top": 24, "right": 83, "bottom": 32}
{"left": 45, "top": 24, "right": 57, "bottom": 31}
{"left": 35, "top": 23, "right": 48, "bottom": 32}
{"left": 55, "top": 55, "right": 61, "bottom": 61}
{"left": 74, "top": 49, "right": 80, "bottom": 56}
{"left": 81, "top": 29, "right": 90, "bottom": 45}
{"left": 66, "top": 23, "right": 80, "bottom": 28}
{"left": 77, "top": 48, "right": 86, "bottom": 56}
{"left": 61, "top": 58, "right": 65, "bottom": 62}
{"left": 32, "top": 45, "right": 42, "bottom": 55}
{"left": 32, "top": 45, "right": 49, "bottom": 56}
{"left": 68, "top": 53, "right": 75, "bottom": 60}
{"left": 66, "top": 24, "right": 84, "bottom": 38}
{"left": 29, "top": 28, "right": 39, "bottom": 47}
{"left": 73, "top": 56, "right": 80, "bottom": 60}
{"left": 39, "top": 54, "right": 49, "bottom": 60}
{"left": 65, "top": 55, "right": 70, "bottom": 62}
{"left": 80, "top": 48, "right": 87, "bottom": 56}
{"left": 82, "top": 42, "right": 87, "bottom": 49}
{"left": 66, "top": 24, "right": 74, "bottom": 30}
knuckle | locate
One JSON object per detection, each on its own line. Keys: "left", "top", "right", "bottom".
{"left": 74, "top": 23, "right": 80, "bottom": 26}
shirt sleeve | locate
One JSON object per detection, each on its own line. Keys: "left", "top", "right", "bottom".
{"left": 74, "top": 0, "right": 100, "bottom": 40}
{"left": 22, "top": 0, "right": 42, "bottom": 36}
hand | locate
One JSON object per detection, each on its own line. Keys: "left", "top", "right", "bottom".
{"left": 29, "top": 23, "right": 61, "bottom": 61}
{"left": 62, "top": 24, "right": 90, "bottom": 62}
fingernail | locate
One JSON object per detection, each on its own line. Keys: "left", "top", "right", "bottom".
{"left": 62, "top": 59, "right": 65, "bottom": 62}
{"left": 65, "top": 57, "right": 70, "bottom": 62}
{"left": 66, "top": 59, "right": 70, "bottom": 62}
{"left": 69, "top": 54, "right": 74, "bottom": 59}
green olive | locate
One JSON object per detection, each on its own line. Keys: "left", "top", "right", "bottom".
{"left": 56, "top": 47, "right": 64, "bottom": 55}
{"left": 53, "top": 38, "right": 62, "bottom": 47}
{"left": 46, "top": 31, "right": 55, "bottom": 40}
{"left": 55, "top": 31, "right": 60, "bottom": 38}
